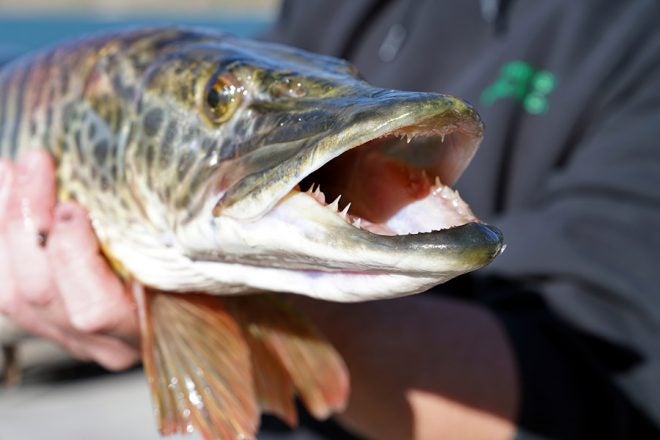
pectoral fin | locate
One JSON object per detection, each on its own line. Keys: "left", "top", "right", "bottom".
{"left": 135, "top": 284, "right": 259, "bottom": 439}
{"left": 134, "top": 285, "right": 349, "bottom": 440}
{"left": 227, "top": 295, "right": 349, "bottom": 421}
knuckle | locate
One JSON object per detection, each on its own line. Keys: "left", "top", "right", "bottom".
{"left": 70, "top": 310, "right": 107, "bottom": 334}
{"left": 69, "top": 301, "right": 124, "bottom": 335}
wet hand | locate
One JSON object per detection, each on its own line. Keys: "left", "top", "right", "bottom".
{"left": 0, "top": 150, "right": 140, "bottom": 370}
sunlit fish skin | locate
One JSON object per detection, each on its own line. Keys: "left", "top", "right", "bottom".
{"left": 0, "top": 28, "right": 503, "bottom": 438}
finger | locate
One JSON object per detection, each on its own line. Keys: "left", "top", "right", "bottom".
{"left": 0, "top": 159, "right": 13, "bottom": 226}
{"left": 5, "top": 151, "right": 57, "bottom": 305}
{"left": 0, "top": 292, "right": 69, "bottom": 345}
{"left": 73, "top": 334, "right": 141, "bottom": 371}
{"left": 0, "top": 162, "right": 16, "bottom": 312}
{"left": 48, "top": 202, "right": 139, "bottom": 344}
{"left": 8, "top": 150, "right": 56, "bottom": 236}
{"left": 0, "top": 288, "right": 139, "bottom": 370}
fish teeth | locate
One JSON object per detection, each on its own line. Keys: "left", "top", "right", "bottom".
{"left": 435, "top": 176, "right": 441, "bottom": 187}
{"left": 312, "top": 185, "right": 325, "bottom": 203}
{"left": 352, "top": 218, "right": 362, "bottom": 229}
{"left": 440, "top": 186, "right": 454, "bottom": 200}
{"left": 339, "top": 202, "right": 351, "bottom": 220}
{"left": 328, "top": 195, "right": 341, "bottom": 211}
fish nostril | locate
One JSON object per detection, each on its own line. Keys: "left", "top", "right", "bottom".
{"left": 269, "top": 77, "right": 308, "bottom": 99}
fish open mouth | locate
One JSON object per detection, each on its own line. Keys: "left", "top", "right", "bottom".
{"left": 199, "top": 93, "right": 502, "bottom": 300}
{"left": 295, "top": 119, "right": 482, "bottom": 236}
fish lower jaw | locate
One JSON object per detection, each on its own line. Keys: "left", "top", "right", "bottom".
{"left": 191, "top": 260, "right": 455, "bottom": 302}
{"left": 106, "top": 230, "right": 466, "bottom": 301}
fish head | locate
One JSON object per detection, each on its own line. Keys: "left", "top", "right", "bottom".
{"left": 134, "top": 34, "right": 503, "bottom": 301}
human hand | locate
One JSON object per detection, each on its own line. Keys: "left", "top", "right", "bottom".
{"left": 0, "top": 151, "right": 140, "bottom": 370}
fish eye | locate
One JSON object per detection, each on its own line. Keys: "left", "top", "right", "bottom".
{"left": 204, "top": 75, "right": 242, "bottom": 124}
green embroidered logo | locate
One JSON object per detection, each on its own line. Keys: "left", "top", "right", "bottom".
{"left": 481, "top": 60, "right": 557, "bottom": 115}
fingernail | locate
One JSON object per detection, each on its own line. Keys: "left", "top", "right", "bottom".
{"left": 70, "top": 302, "right": 106, "bottom": 334}
{"left": 71, "top": 310, "right": 96, "bottom": 332}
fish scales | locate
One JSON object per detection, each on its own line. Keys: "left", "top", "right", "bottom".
{"left": 0, "top": 27, "right": 503, "bottom": 439}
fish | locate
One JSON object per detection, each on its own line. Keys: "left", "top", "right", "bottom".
{"left": 0, "top": 28, "right": 504, "bottom": 438}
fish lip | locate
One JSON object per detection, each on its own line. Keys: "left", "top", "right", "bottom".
{"left": 216, "top": 92, "right": 484, "bottom": 221}
{"left": 386, "top": 222, "right": 505, "bottom": 271}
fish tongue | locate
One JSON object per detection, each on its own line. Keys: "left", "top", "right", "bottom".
{"left": 134, "top": 284, "right": 348, "bottom": 438}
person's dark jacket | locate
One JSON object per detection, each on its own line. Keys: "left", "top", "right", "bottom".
{"left": 262, "top": 1, "right": 660, "bottom": 438}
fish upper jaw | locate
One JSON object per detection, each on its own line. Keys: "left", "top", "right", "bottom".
{"left": 214, "top": 90, "right": 483, "bottom": 222}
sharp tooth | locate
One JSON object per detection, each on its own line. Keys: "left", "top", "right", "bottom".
{"left": 328, "top": 195, "right": 341, "bottom": 211}
{"left": 406, "top": 134, "right": 412, "bottom": 144}
{"left": 441, "top": 133, "right": 446, "bottom": 142}
{"left": 441, "top": 187, "right": 453, "bottom": 199}
{"left": 435, "top": 176, "right": 441, "bottom": 187}
{"left": 340, "top": 202, "right": 351, "bottom": 220}
{"left": 352, "top": 218, "right": 362, "bottom": 229}
{"left": 306, "top": 183, "right": 316, "bottom": 194}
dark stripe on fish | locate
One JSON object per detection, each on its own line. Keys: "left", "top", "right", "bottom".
{"left": 9, "top": 63, "right": 31, "bottom": 158}
{"left": 0, "top": 69, "right": 10, "bottom": 157}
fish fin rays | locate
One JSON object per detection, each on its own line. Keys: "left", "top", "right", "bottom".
{"left": 241, "top": 322, "right": 298, "bottom": 426}
{"left": 135, "top": 285, "right": 259, "bottom": 439}
{"left": 228, "top": 295, "right": 350, "bottom": 421}
{"left": 134, "top": 284, "right": 349, "bottom": 439}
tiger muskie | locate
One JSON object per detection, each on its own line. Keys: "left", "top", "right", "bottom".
{"left": 0, "top": 28, "right": 503, "bottom": 438}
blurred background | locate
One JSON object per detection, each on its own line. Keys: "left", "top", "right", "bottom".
{"left": 0, "top": 0, "right": 278, "bottom": 63}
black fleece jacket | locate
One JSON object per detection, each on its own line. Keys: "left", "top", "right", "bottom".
{"left": 263, "top": 1, "right": 660, "bottom": 438}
